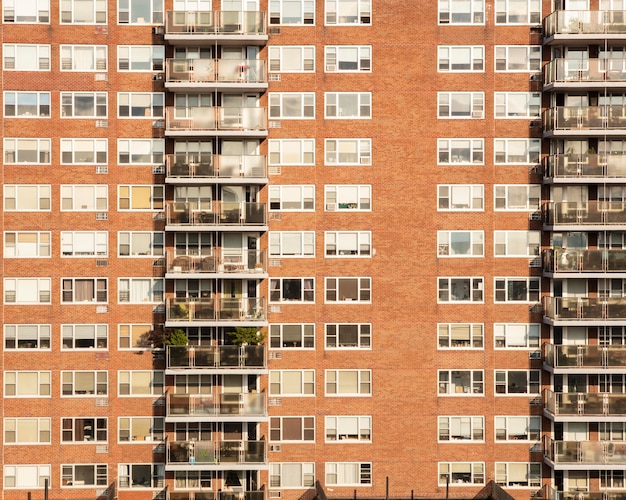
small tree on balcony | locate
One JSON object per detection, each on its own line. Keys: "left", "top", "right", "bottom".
{"left": 227, "top": 327, "right": 266, "bottom": 346}
{"left": 164, "top": 329, "right": 189, "bottom": 346}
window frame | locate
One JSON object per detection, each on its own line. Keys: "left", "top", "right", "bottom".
{"left": 61, "top": 417, "right": 107, "bottom": 443}
{"left": 494, "top": 230, "right": 541, "bottom": 257}
{"left": 4, "top": 91, "right": 51, "bottom": 117}
{"left": 118, "top": 416, "right": 164, "bottom": 442}
{"left": 494, "top": 277, "right": 541, "bottom": 303}
{"left": 438, "top": 0, "right": 485, "bottom": 25}
{"left": 117, "top": 92, "right": 164, "bottom": 118}
{"left": 437, "top": 184, "right": 484, "bottom": 211}
{"left": 325, "top": 323, "right": 371, "bottom": 349}
{"left": 494, "top": 370, "right": 541, "bottom": 395}
{"left": 325, "top": 369, "right": 372, "bottom": 396}
{"left": 118, "top": 231, "right": 165, "bottom": 257}
{"left": 324, "top": 46, "right": 371, "bottom": 72}
{"left": 118, "top": 277, "right": 164, "bottom": 303}
{"left": 494, "top": 184, "right": 541, "bottom": 211}
{"left": 270, "top": 416, "right": 316, "bottom": 442}
{"left": 437, "top": 323, "right": 484, "bottom": 349}
{"left": 494, "top": 92, "right": 541, "bottom": 118}
{"left": 437, "top": 277, "right": 484, "bottom": 303}
{"left": 269, "top": 0, "right": 315, "bottom": 25}
{"left": 437, "top": 92, "right": 485, "bottom": 119}
{"left": 61, "top": 371, "right": 108, "bottom": 397}
{"left": 60, "top": 92, "right": 107, "bottom": 118}
{"left": 269, "top": 185, "right": 315, "bottom": 211}
{"left": 494, "top": 324, "right": 541, "bottom": 349}
{"left": 117, "top": 45, "right": 165, "bottom": 71}
{"left": 438, "top": 370, "right": 485, "bottom": 396}
{"left": 61, "top": 278, "right": 108, "bottom": 303}
{"left": 118, "top": 370, "right": 164, "bottom": 397}
{"left": 4, "top": 464, "right": 51, "bottom": 489}
{"left": 325, "top": 416, "right": 372, "bottom": 442}
{"left": 438, "top": 416, "right": 485, "bottom": 442}
{"left": 495, "top": 45, "right": 542, "bottom": 72}
{"left": 325, "top": 277, "right": 372, "bottom": 303}
{"left": 4, "top": 324, "right": 51, "bottom": 350}
{"left": 117, "top": 0, "right": 164, "bottom": 25}
{"left": 268, "top": 139, "right": 316, "bottom": 166}
{"left": 3, "top": 44, "right": 51, "bottom": 71}
{"left": 269, "top": 278, "right": 315, "bottom": 303}
{"left": 4, "top": 417, "right": 51, "bottom": 444}
{"left": 118, "top": 185, "right": 165, "bottom": 211}
{"left": 437, "top": 230, "right": 484, "bottom": 257}
{"left": 438, "top": 138, "right": 484, "bottom": 165}
{"left": 60, "top": 44, "right": 107, "bottom": 71}
{"left": 118, "top": 139, "right": 165, "bottom": 165}
{"left": 61, "top": 324, "right": 108, "bottom": 350}
{"left": 269, "top": 370, "right": 316, "bottom": 396}
{"left": 3, "top": 0, "right": 50, "bottom": 23}
{"left": 4, "top": 278, "right": 51, "bottom": 304}
{"left": 4, "top": 231, "right": 51, "bottom": 257}
{"left": 60, "top": 0, "right": 107, "bottom": 23}
{"left": 4, "top": 371, "right": 51, "bottom": 397}
{"left": 268, "top": 46, "right": 315, "bottom": 73}
{"left": 495, "top": 462, "right": 542, "bottom": 488}
{"left": 269, "top": 92, "right": 315, "bottom": 120}
{"left": 325, "top": 92, "right": 372, "bottom": 119}
{"left": 495, "top": 416, "right": 541, "bottom": 442}
{"left": 438, "top": 46, "right": 484, "bottom": 72}
{"left": 60, "top": 139, "right": 108, "bottom": 165}
{"left": 269, "top": 324, "right": 316, "bottom": 349}
{"left": 494, "top": 138, "right": 541, "bottom": 165}
{"left": 325, "top": 462, "right": 372, "bottom": 486}
{"left": 494, "top": 0, "right": 541, "bottom": 25}
{"left": 269, "top": 231, "right": 315, "bottom": 258}
{"left": 60, "top": 231, "right": 108, "bottom": 257}
{"left": 325, "top": 0, "right": 371, "bottom": 25}
{"left": 269, "top": 463, "right": 315, "bottom": 489}
{"left": 325, "top": 138, "right": 372, "bottom": 166}
{"left": 3, "top": 138, "right": 51, "bottom": 164}
{"left": 438, "top": 462, "right": 485, "bottom": 486}
{"left": 324, "top": 184, "right": 372, "bottom": 211}
{"left": 325, "top": 231, "right": 371, "bottom": 257}
{"left": 61, "top": 464, "right": 107, "bottom": 487}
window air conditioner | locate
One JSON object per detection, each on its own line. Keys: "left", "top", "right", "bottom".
{"left": 326, "top": 203, "right": 337, "bottom": 211}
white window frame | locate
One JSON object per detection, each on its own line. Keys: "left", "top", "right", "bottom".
{"left": 4, "top": 371, "right": 51, "bottom": 397}
{"left": 325, "top": 184, "right": 371, "bottom": 211}
{"left": 4, "top": 231, "right": 51, "bottom": 258}
{"left": 61, "top": 371, "right": 108, "bottom": 397}
{"left": 269, "top": 92, "right": 315, "bottom": 119}
{"left": 494, "top": 92, "right": 541, "bottom": 118}
{"left": 325, "top": 416, "right": 371, "bottom": 442}
{"left": 325, "top": 0, "right": 371, "bottom": 25}
{"left": 438, "top": 0, "right": 485, "bottom": 24}
{"left": 495, "top": 463, "right": 542, "bottom": 488}
{"left": 269, "top": 277, "right": 315, "bottom": 303}
{"left": 269, "top": 324, "right": 316, "bottom": 349}
{"left": 117, "top": 0, "right": 164, "bottom": 24}
{"left": 60, "top": 139, "right": 108, "bottom": 165}
{"left": 437, "top": 231, "right": 484, "bottom": 257}
{"left": 269, "top": 185, "right": 315, "bottom": 211}
{"left": 494, "top": 138, "right": 541, "bottom": 164}
{"left": 269, "top": 370, "right": 316, "bottom": 396}
{"left": 269, "top": 0, "right": 315, "bottom": 25}
{"left": 61, "top": 464, "right": 107, "bottom": 487}
{"left": 494, "top": 230, "right": 541, "bottom": 257}
{"left": 269, "top": 463, "right": 315, "bottom": 489}
{"left": 118, "top": 231, "right": 164, "bottom": 257}
{"left": 4, "top": 278, "right": 51, "bottom": 304}
{"left": 61, "top": 92, "right": 107, "bottom": 118}
{"left": 438, "top": 184, "right": 484, "bottom": 211}
{"left": 438, "top": 92, "right": 484, "bottom": 119}
{"left": 4, "top": 465, "right": 51, "bottom": 489}
{"left": 325, "top": 92, "right": 371, "bottom": 119}
{"left": 61, "top": 417, "right": 107, "bottom": 443}
{"left": 118, "top": 416, "right": 164, "bottom": 442}
{"left": 61, "top": 232, "right": 108, "bottom": 257}
{"left": 325, "top": 463, "right": 372, "bottom": 486}
{"left": 325, "top": 369, "right": 372, "bottom": 396}
{"left": 325, "top": 138, "right": 371, "bottom": 165}
{"left": 494, "top": 277, "right": 541, "bottom": 303}
{"left": 118, "top": 278, "right": 164, "bottom": 303}
{"left": 4, "top": 91, "right": 51, "bottom": 117}
{"left": 325, "top": 46, "right": 371, "bottom": 72}
{"left": 268, "top": 46, "right": 315, "bottom": 73}
{"left": 438, "top": 462, "right": 485, "bottom": 486}
{"left": 61, "top": 278, "right": 108, "bottom": 303}
{"left": 3, "top": 0, "right": 50, "bottom": 23}
{"left": 118, "top": 185, "right": 165, "bottom": 211}
{"left": 60, "top": 44, "right": 107, "bottom": 71}
{"left": 325, "top": 323, "right": 371, "bottom": 349}
{"left": 325, "top": 231, "right": 371, "bottom": 257}
{"left": 3, "top": 138, "right": 51, "bottom": 164}
{"left": 438, "top": 277, "right": 484, "bottom": 303}
{"left": 118, "top": 139, "right": 164, "bottom": 165}
{"left": 438, "top": 323, "right": 484, "bottom": 349}
{"left": 269, "top": 231, "right": 315, "bottom": 257}
{"left": 438, "top": 416, "right": 485, "bottom": 442}
{"left": 494, "top": 184, "right": 541, "bottom": 211}
{"left": 118, "top": 324, "right": 154, "bottom": 350}
{"left": 325, "top": 277, "right": 371, "bottom": 303}
{"left": 495, "top": 416, "right": 541, "bottom": 441}
{"left": 494, "top": 370, "right": 541, "bottom": 395}
{"left": 438, "top": 46, "right": 484, "bottom": 72}
{"left": 3, "top": 44, "right": 50, "bottom": 71}
{"left": 494, "top": 324, "right": 541, "bottom": 349}
{"left": 495, "top": 0, "right": 541, "bottom": 24}
{"left": 438, "top": 138, "right": 484, "bottom": 164}
{"left": 60, "top": 0, "right": 107, "bottom": 23}
{"left": 118, "top": 92, "right": 164, "bottom": 118}
{"left": 118, "top": 370, "right": 164, "bottom": 396}
{"left": 4, "top": 324, "right": 51, "bottom": 350}
{"left": 438, "top": 370, "right": 484, "bottom": 395}
{"left": 4, "top": 418, "right": 51, "bottom": 444}
{"left": 495, "top": 46, "right": 542, "bottom": 72}
{"left": 4, "top": 185, "right": 50, "bottom": 211}
{"left": 268, "top": 139, "right": 316, "bottom": 166}
{"left": 61, "top": 324, "right": 108, "bottom": 350}
{"left": 117, "top": 45, "right": 165, "bottom": 71}
{"left": 270, "top": 416, "right": 316, "bottom": 442}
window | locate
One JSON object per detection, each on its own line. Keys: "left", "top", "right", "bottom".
{"left": 601, "top": 471, "right": 626, "bottom": 489}
{"left": 118, "top": 185, "right": 165, "bottom": 210}
{"left": 326, "top": 463, "right": 372, "bottom": 486}
{"left": 3, "top": 0, "right": 50, "bottom": 23}
{"left": 325, "top": 46, "right": 371, "bottom": 72}
{"left": 61, "top": 0, "right": 106, "bottom": 23}
{"left": 4, "top": 325, "right": 51, "bottom": 350}
{"left": 325, "top": 324, "right": 371, "bottom": 349}
{"left": 269, "top": 232, "right": 315, "bottom": 258}
{"left": 4, "top": 465, "right": 51, "bottom": 489}
{"left": 494, "top": 92, "right": 541, "bottom": 118}
{"left": 118, "top": 46, "right": 165, "bottom": 71}
{"left": 325, "top": 185, "right": 371, "bottom": 210}
{"left": 494, "top": 185, "right": 541, "bottom": 211}
{"left": 326, "top": 416, "right": 371, "bottom": 442}
{"left": 268, "top": 139, "right": 315, "bottom": 165}
{"left": 494, "top": 138, "right": 540, "bottom": 164}
{"left": 325, "top": 277, "right": 371, "bottom": 302}
{"left": 62, "top": 325, "right": 108, "bottom": 350}
{"left": 269, "top": 185, "right": 315, "bottom": 211}
{"left": 270, "top": 324, "right": 315, "bottom": 349}
{"left": 438, "top": 46, "right": 484, "bottom": 72}
{"left": 61, "top": 371, "right": 107, "bottom": 396}
{"left": 438, "top": 277, "right": 484, "bottom": 302}
{"left": 325, "top": 0, "right": 371, "bottom": 24}
{"left": 4, "top": 91, "right": 50, "bottom": 117}
{"left": 438, "top": 185, "right": 484, "bottom": 211}
{"left": 119, "top": 324, "right": 153, "bottom": 349}
{"left": 495, "top": 416, "right": 541, "bottom": 441}
{"left": 270, "top": 417, "right": 315, "bottom": 441}
{"left": 495, "top": 0, "right": 540, "bottom": 24}
{"left": 438, "top": 93, "right": 484, "bottom": 118}
{"left": 4, "top": 418, "right": 51, "bottom": 444}
{"left": 438, "top": 370, "right": 484, "bottom": 395}
{"left": 325, "top": 231, "right": 371, "bottom": 257}
{"left": 495, "top": 46, "right": 541, "bottom": 72}
{"left": 494, "top": 231, "right": 540, "bottom": 257}
{"left": 4, "top": 138, "right": 51, "bottom": 164}
{"left": 326, "top": 369, "right": 371, "bottom": 396}
{"left": 495, "top": 463, "right": 541, "bottom": 488}
{"left": 118, "top": 139, "right": 164, "bottom": 165}
{"left": 269, "top": 278, "right": 315, "bottom": 303}
{"left": 495, "top": 278, "right": 540, "bottom": 302}
{"left": 438, "top": 138, "right": 484, "bottom": 164}
{"left": 119, "top": 416, "right": 164, "bottom": 442}
{"left": 118, "top": 278, "right": 164, "bottom": 303}
{"left": 269, "top": 93, "right": 315, "bottom": 119}
{"left": 3, "top": 44, "right": 50, "bottom": 70}
{"left": 269, "top": 370, "right": 315, "bottom": 396}
{"left": 437, "top": 231, "right": 484, "bottom": 257}
{"left": 325, "top": 92, "right": 371, "bottom": 118}
{"left": 495, "top": 370, "right": 540, "bottom": 394}
{"left": 117, "top": 0, "right": 164, "bottom": 24}
{"left": 438, "top": 324, "right": 484, "bottom": 349}
{"left": 60, "top": 139, "right": 107, "bottom": 165}
{"left": 438, "top": 416, "right": 484, "bottom": 441}
{"left": 119, "top": 232, "right": 164, "bottom": 256}
{"left": 61, "top": 92, "right": 107, "bottom": 117}
{"left": 269, "top": 0, "right": 314, "bottom": 25}
{"left": 4, "top": 371, "right": 51, "bottom": 397}
{"left": 438, "top": 463, "right": 485, "bottom": 485}
{"left": 119, "top": 371, "right": 164, "bottom": 396}
{"left": 4, "top": 278, "right": 51, "bottom": 304}
{"left": 61, "top": 278, "right": 108, "bottom": 303}
{"left": 4, "top": 232, "right": 51, "bottom": 257}
{"left": 62, "top": 464, "right": 107, "bottom": 487}
{"left": 269, "top": 463, "right": 315, "bottom": 488}
{"left": 61, "top": 232, "right": 107, "bottom": 257}
{"left": 118, "top": 93, "right": 164, "bottom": 118}
{"left": 60, "top": 45, "right": 106, "bottom": 71}
{"left": 439, "top": 0, "right": 485, "bottom": 24}
{"left": 61, "top": 418, "right": 107, "bottom": 442}
{"left": 269, "top": 46, "right": 315, "bottom": 73}
{"left": 325, "top": 139, "right": 371, "bottom": 165}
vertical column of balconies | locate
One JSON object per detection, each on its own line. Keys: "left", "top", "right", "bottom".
{"left": 163, "top": 10, "right": 269, "bottom": 500}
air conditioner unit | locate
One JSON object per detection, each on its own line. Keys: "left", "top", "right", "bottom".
{"left": 152, "top": 26, "right": 165, "bottom": 35}
{"left": 269, "top": 74, "right": 281, "bottom": 81}
{"left": 326, "top": 64, "right": 337, "bottom": 72}
{"left": 472, "top": 110, "right": 484, "bottom": 118}
{"left": 269, "top": 492, "right": 281, "bottom": 498}
{"left": 270, "top": 444, "right": 282, "bottom": 452}
{"left": 326, "top": 203, "right": 337, "bottom": 211}
{"left": 529, "top": 73, "right": 542, "bottom": 82}
{"left": 360, "top": 157, "right": 371, "bottom": 165}
{"left": 152, "top": 73, "right": 164, "bottom": 81}
{"left": 529, "top": 351, "right": 541, "bottom": 359}
{"left": 269, "top": 27, "right": 281, "bottom": 34}
{"left": 529, "top": 212, "right": 541, "bottom": 221}
{"left": 152, "top": 165, "right": 165, "bottom": 174}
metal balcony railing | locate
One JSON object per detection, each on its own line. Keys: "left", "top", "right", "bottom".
{"left": 544, "top": 201, "right": 626, "bottom": 225}
{"left": 167, "top": 107, "right": 267, "bottom": 132}
{"left": 167, "top": 250, "right": 267, "bottom": 274}
{"left": 166, "top": 345, "right": 265, "bottom": 369}
{"left": 166, "top": 391, "right": 266, "bottom": 417}
{"left": 543, "top": 343, "right": 626, "bottom": 368}
{"left": 543, "top": 248, "right": 626, "bottom": 273}
{"left": 166, "top": 297, "right": 266, "bottom": 322}
{"left": 544, "top": 106, "right": 626, "bottom": 131}
{"left": 166, "top": 201, "right": 266, "bottom": 226}
{"left": 544, "top": 436, "right": 626, "bottom": 465}
{"left": 543, "top": 153, "right": 626, "bottom": 178}
{"left": 166, "top": 153, "right": 267, "bottom": 179}
{"left": 167, "top": 439, "right": 266, "bottom": 464}
{"left": 543, "top": 296, "right": 626, "bottom": 321}
{"left": 544, "top": 389, "right": 626, "bottom": 417}
{"left": 166, "top": 59, "right": 266, "bottom": 84}
{"left": 544, "top": 58, "right": 626, "bottom": 85}
{"left": 165, "top": 11, "right": 266, "bottom": 36}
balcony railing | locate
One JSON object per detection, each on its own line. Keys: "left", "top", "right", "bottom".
{"left": 544, "top": 10, "right": 626, "bottom": 37}
{"left": 543, "top": 296, "right": 626, "bottom": 320}
{"left": 544, "top": 201, "right": 626, "bottom": 225}
{"left": 544, "top": 58, "right": 626, "bottom": 85}
{"left": 543, "top": 343, "right": 626, "bottom": 368}
{"left": 171, "top": 492, "right": 265, "bottom": 500}
{"left": 544, "top": 106, "right": 626, "bottom": 131}
{"left": 166, "top": 201, "right": 266, "bottom": 226}
{"left": 167, "top": 345, "right": 265, "bottom": 369}
{"left": 166, "top": 297, "right": 266, "bottom": 322}
{"left": 168, "top": 250, "right": 267, "bottom": 274}
{"left": 544, "top": 436, "right": 626, "bottom": 465}
{"left": 543, "top": 153, "right": 626, "bottom": 178}
{"left": 167, "top": 439, "right": 266, "bottom": 464}
{"left": 166, "top": 59, "right": 266, "bottom": 84}
{"left": 167, "top": 107, "right": 267, "bottom": 132}
{"left": 543, "top": 248, "right": 626, "bottom": 273}
{"left": 167, "top": 391, "right": 266, "bottom": 417}
{"left": 544, "top": 389, "right": 626, "bottom": 417}
{"left": 166, "top": 154, "right": 267, "bottom": 179}
{"left": 165, "top": 11, "right": 266, "bottom": 36}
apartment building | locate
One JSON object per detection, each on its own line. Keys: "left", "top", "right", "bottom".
{"left": 2, "top": 0, "right": 625, "bottom": 499}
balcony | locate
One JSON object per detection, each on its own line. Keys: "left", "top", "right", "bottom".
{"left": 166, "top": 59, "right": 267, "bottom": 91}
{"left": 167, "top": 439, "right": 266, "bottom": 466}
{"left": 167, "top": 250, "right": 267, "bottom": 276}
{"left": 543, "top": 343, "right": 626, "bottom": 369}
{"left": 166, "top": 392, "right": 266, "bottom": 418}
{"left": 545, "top": 491, "right": 626, "bottom": 500}
{"left": 543, "top": 106, "right": 626, "bottom": 136}
{"left": 543, "top": 297, "right": 626, "bottom": 322}
{"left": 164, "top": 11, "right": 267, "bottom": 42}
{"left": 166, "top": 153, "right": 267, "bottom": 181}
{"left": 543, "top": 153, "right": 626, "bottom": 180}
{"left": 166, "top": 107, "right": 267, "bottom": 136}
{"left": 166, "top": 297, "right": 266, "bottom": 323}
{"left": 543, "top": 248, "right": 626, "bottom": 274}
{"left": 544, "top": 201, "right": 626, "bottom": 227}
{"left": 544, "top": 436, "right": 626, "bottom": 466}
{"left": 167, "top": 345, "right": 265, "bottom": 370}
{"left": 544, "top": 10, "right": 626, "bottom": 41}
{"left": 171, "top": 492, "right": 265, "bottom": 500}
{"left": 544, "top": 389, "right": 626, "bottom": 418}
{"left": 166, "top": 201, "right": 266, "bottom": 228}
{"left": 544, "top": 58, "right": 626, "bottom": 88}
